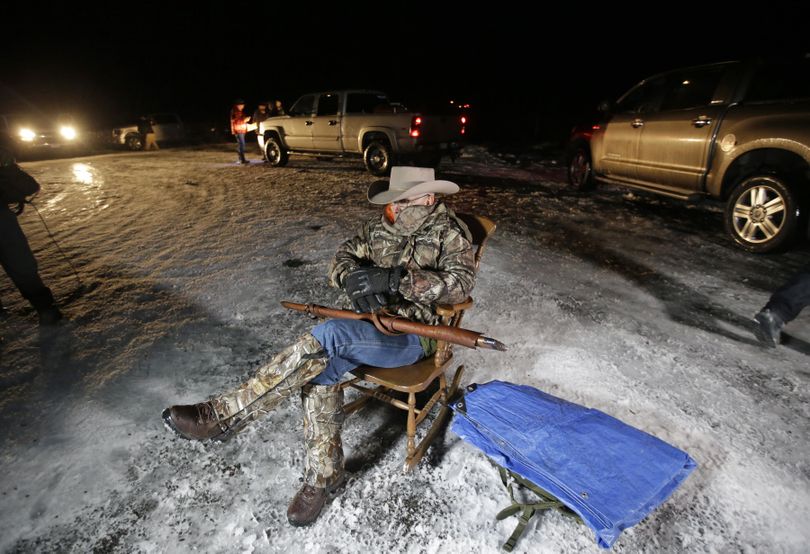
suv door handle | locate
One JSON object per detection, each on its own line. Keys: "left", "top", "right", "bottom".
{"left": 692, "top": 117, "right": 712, "bottom": 128}
{"left": 328, "top": 120, "right": 338, "bottom": 126}
{"left": 631, "top": 118, "right": 644, "bottom": 128}
{"left": 305, "top": 120, "right": 313, "bottom": 126}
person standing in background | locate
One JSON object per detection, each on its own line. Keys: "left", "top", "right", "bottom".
{"left": 252, "top": 102, "right": 271, "bottom": 160}
{"left": 230, "top": 99, "right": 251, "bottom": 164}
{"left": 139, "top": 116, "right": 159, "bottom": 151}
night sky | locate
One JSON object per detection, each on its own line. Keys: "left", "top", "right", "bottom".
{"left": 3, "top": 1, "right": 809, "bottom": 142}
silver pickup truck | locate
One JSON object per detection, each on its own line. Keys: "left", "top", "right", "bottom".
{"left": 259, "top": 90, "right": 464, "bottom": 175}
{"left": 566, "top": 57, "right": 810, "bottom": 252}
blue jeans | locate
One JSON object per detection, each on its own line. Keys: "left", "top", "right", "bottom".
{"left": 309, "top": 319, "right": 425, "bottom": 385}
{"left": 235, "top": 133, "right": 246, "bottom": 161}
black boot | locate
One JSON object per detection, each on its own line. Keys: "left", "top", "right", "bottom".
{"left": 753, "top": 309, "right": 784, "bottom": 348}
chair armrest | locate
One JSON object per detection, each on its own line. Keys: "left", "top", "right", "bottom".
{"left": 436, "top": 298, "right": 473, "bottom": 317}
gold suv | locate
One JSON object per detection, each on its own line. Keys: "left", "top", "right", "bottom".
{"left": 567, "top": 57, "right": 810, "bottom": 253}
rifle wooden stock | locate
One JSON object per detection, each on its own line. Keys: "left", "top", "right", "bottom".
{"left": 281, "top": 301, "right": 506, "bottom": 351}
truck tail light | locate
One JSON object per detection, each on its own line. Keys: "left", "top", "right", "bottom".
{"left": 410, "top": 116, "right": 422, "bottom": 138}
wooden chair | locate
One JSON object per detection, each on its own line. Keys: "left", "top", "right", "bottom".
{"left": 340, "top": 213, "right": 497, "bottom": 472}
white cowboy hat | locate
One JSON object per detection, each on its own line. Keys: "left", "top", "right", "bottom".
{"left": 367, "top": 166, "right": 460, "bottom": 205}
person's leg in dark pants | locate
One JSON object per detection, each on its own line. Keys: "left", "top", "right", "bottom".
{"left": 236, "top": 133, "right": 247, "bottom": 163}
{"left": 0, "top": 208, "right": 61, "bottom": 324}
{"left": 754, "top": 265, "right": 810, "bottom": 347}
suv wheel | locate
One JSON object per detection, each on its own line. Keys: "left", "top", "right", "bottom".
{"left": 567, "top": 145, "right": 595, "bottom": 191}
{"left": 264, "top": 136, "right": 289, "bottom": 167}
{"left": 126, "top": 134, "right": 143, "bottom": 151}
{"left": 724, "top": 174, "right": 799, "bottom": 253}
{"left": 363, "top": 141, "right": 392, "bottom": 176}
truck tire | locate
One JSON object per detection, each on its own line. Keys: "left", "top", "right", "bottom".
{"left": 126, "top": 134, "right": 143, "bottom": 151}
{"left": 724, "top": 174, "right": 800, "bottom": 253}
{"left": 264, "top": 135, "right": 289, "bottom": 167}
{"left": 567, "top": 145, "right": 595, "bottom": 191}
{"left": 363, "top": 141, "right": 392, "bottom": 176}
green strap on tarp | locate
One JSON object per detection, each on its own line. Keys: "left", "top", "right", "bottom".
{"left": 495, "top": 466, "right": 579, "bottom": 552}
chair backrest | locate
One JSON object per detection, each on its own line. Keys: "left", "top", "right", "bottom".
{"left": 455, "top": 213, "right": 496, "bottom": 273}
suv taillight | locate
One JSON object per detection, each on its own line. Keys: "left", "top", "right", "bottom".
{"left": 410, "top": 116, "right": 422, "bottom": 138}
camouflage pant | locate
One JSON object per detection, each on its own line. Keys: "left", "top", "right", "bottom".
{"left": 210, "top": 334, "right": 328, "bottom": 427}
{"left": 302, "top": 383, "right": 345, "bottom": 488}
{"left": 209, "top": 333, "right": 345, "bottom": 487}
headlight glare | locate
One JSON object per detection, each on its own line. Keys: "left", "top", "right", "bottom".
{"left": 60, "top": 126, "right": 77, "bottom": 140}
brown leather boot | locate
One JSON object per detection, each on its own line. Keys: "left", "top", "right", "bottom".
{"left": 162, "top": 402, "right": 229, "bottom": 441}
{"left": 287, "top": 484, "right": 330, "bottom": 527}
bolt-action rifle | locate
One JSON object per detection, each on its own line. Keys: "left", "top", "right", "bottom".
{"left": 281, "top": 301, "right": 507, "bottom": 351}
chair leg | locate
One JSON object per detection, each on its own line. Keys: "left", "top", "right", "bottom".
{"left": 406, "top": 392, "right": 416, "bottom": 461}
{"left": 449, "top": 364, "right": 465, "bottom": 399}
{"left": 404, "top": 401, "right": 452, "bottom": 473}
{"left": 402, "top": 367, "right": 463, "bottom": 473}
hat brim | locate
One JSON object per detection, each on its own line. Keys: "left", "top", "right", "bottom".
{"left": 367, "top": 179, "right": 460, "bottom": 205}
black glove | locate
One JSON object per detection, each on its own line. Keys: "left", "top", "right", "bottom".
{"left": 345, "top": 266, "right": 405, "bottom": 313}
{"left": 350, "top": 292, "right": 388, "bottom": 314}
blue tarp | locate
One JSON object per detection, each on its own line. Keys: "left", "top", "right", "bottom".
{"left": 450, "top": 381, "right": 697, "bottom": 549}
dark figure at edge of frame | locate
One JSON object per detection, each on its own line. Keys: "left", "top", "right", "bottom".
{"left": 753, "top": 264, "right": 810, "bottom": 347}
{"left": 0, "top": 138, "right": 63, "bottom": 325}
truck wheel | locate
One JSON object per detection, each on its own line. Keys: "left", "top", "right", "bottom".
{"left": 364, "top": 141, "right": 392, "bottom": 176}
{"left": 724, "top": 174, "right": 800, "bottom": 253}
{"left": 567, "top": 145, "right": 595, "bottom": 191}
{"left": 264, "top": 136, "right": 289, "bottom": 167}
{"left": 126, "top": 134, "right": 143, "bottom": 151}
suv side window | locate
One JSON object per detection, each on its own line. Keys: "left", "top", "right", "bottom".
{"left": 614, "top": 76, "right": 668, "bottom": 114}
{"left": 745, "top": 59, "right": 810, "bottom": 102}
{"left": 316, "top": 93, "right": 340, "bottom": 116}
{"left": 289, "top": 95, "right": 315, "bottom": 116}
{"left": 659, "top": 67, "right": 726, "bottom": 111}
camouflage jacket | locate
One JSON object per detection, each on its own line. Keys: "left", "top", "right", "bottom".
{"left": 329, "top": 202, "right": 476, "bottom": 327}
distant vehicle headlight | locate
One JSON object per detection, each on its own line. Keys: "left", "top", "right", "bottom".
{"left": 60, "top": 126, "right": 77, "bottom": 140}
{"left": 19, "top": 128, "right": 36, "bottom": 142}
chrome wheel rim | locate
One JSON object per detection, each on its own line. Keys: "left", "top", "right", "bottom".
{"left": 267, "top": 142, "right": 280, "bottom": 164}
{"left": 731, "top": 181, "right": 786, "bottom": 244}
{"left": 570, "top": 151, "right": 590, "bottom": 187}
{"left": 368, "top": 146, "right": 387, "bottom": 171}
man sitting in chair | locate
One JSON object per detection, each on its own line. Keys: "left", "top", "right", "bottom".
{"left": 163, "top": 166, "right": 475, "bottom": 526}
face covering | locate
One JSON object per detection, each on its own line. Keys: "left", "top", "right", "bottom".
{"left": 391, "top": 204, "right": 435, "bottom": 235}
{"left": 384, "top": 203, "right": 397, "bottom": 224}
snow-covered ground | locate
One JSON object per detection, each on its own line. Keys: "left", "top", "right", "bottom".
{"left": 1, "top": 144, "right": 808, "bottom": 553}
